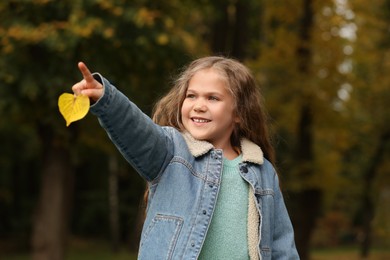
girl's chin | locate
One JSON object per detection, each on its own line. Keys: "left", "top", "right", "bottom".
{"left": 187, "top": 131, "right": 209, "bottom": 141}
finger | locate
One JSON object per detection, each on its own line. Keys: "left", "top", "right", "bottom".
{"left": 78, "top": 61, "right": 94, "bottom": 83}
{"left": 72, "top": 81, "right": 85, "bottom": 95}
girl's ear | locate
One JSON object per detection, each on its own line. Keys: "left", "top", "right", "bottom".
{"left": 234, "top": 115, "right": 240, "bottom": 123}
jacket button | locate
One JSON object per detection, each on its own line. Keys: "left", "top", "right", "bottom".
{"left": 240, "top": 165, "right": 248, "bottom": 173}
{"left": 202, "top": 210, "right": 207, "bottom": 215}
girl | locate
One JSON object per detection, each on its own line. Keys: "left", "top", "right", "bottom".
{"left": 72, "top": 56, "right": 299, "bottom": 259}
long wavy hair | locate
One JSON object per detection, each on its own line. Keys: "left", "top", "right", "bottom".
{"left": 152, "top": 56, "right": 275, "bottom": 164}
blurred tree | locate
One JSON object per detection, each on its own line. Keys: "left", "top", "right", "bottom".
{"left": 1, "top": 0, "right": 389, "bottom": 259}
{"left": 0, "top": 1, "right": 81, "bottom": 258}
{"left": 349, "top": 0, "right": 390, "bottom": 257}
{"left": 108, "top": 154, "right": 119, "bottom": 252}
{"left": 290, "top": 1, "right": 320, "bottom": 258}
{"left": 205, "top": 0, "right": 263, "bottom": 59}
{"left": 0, "top": 0, "right": 203, "bottom": 258}
{"left": 251, "top": 0, "right": 351, "bottom": 258}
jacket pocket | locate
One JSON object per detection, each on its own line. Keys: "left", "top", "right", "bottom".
{"left": 139, "top": 214, "right": 184, "bottom": 260}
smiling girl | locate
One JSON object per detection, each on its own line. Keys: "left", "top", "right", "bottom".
{"left": 72, "top": 56, "right": 299, "bottom": 259}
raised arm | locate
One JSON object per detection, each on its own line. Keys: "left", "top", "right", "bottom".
{"left": 72, "top": 62, "right": 173, "bottom": 182}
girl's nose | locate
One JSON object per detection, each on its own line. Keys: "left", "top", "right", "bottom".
{"left": 194, "top": 100, "right": 206, "bottom": 112}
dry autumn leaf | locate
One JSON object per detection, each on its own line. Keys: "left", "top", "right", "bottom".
{"left": 58, "top": 93, "right": 90, "bottom": 127}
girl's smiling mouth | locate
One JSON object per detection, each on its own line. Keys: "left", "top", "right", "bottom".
{"left": 191, "top": 117, "right": 211, "bottom": 123}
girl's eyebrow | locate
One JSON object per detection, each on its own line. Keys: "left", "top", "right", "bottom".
{"left": 186, "top": 88, "right": 224, "bottom": 96}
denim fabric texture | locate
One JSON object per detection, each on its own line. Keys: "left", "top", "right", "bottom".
{"left": 90, "top": 74, "right": 300, "bottom": 260}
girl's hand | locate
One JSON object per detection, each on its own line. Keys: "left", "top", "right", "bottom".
{"left": 72, "top": 62, "right": 104, "bottom": 102}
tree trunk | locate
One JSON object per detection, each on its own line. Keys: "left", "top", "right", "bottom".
{"left": 31, "top": 142, "right": 73, "bottom": 260}
{"left": 360, "top": 130, "right": 390, "bottom": 258}
{"left": 231, "top": 0, "right": 249, "bottom": 60}
{"left": 291, "top": 1, "right": 322, "bottom": 259}
{"left": 210, "top": 0, "right": 250, "bottom": 60}
{"left": 210, "top": 0, "right": 230, "bottom": 56}
{"left": 129, "top": 194, "right": 146, "bottom": 252}
{"left": 108, "top": 155, "right": 120, "bottom": 253}
{"left": 291, "top": 103, "right": 322, "bottom": 260}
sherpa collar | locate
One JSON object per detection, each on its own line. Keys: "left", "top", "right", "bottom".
{"left": 182, "top": 132, "right": 264, "bottom": 165}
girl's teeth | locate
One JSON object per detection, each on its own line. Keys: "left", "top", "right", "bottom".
{"left": 193, "top": 118, "right": 209, "bottom": 123}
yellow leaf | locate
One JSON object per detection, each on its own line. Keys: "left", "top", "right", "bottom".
{"left": 58, "top": 93, "right": 90, "bottom": 127}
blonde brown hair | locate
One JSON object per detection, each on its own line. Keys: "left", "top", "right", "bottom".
{"left": 152, "top": 56, "right": 275, "bottom": 164}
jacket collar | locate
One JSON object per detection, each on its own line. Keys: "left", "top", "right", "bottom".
{"left": 181, "top": 132, "right": 264, "bottom": 165}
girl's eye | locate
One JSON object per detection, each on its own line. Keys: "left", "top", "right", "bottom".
{"left": 186, "top": 94, "right": 196, "bottom": 99}
{"left": 209, "top": 96, "right": 219, "bottom": 101}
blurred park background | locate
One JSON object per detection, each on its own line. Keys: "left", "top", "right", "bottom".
{"left": 0, "top": 0, "right": 389, "bottom": 259}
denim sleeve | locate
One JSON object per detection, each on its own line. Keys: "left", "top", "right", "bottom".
{"left": 89, "top": 73, "right": 173, "bottom": 182}
{"left": 272, "top": 173, "right": 300, "bottom": 259}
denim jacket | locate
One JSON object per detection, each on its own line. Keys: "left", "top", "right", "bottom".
{"left": 90, "top": 74, "right": 299, "bottom": 260}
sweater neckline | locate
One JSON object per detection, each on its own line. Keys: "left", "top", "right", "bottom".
{"left": 223, "top": 154, "right": 243, "bottom": 167}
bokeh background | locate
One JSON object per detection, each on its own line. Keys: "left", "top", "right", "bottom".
{"left": 0, "top": 0, "right": 389, "bottom": 259}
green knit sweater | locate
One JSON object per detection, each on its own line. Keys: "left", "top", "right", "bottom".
{"left": 199, "top": 155, "right": 250, "bottom": 259}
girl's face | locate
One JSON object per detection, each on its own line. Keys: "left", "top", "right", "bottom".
{"left": 181, "top": 69, "right": 239, "bottom": 150}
